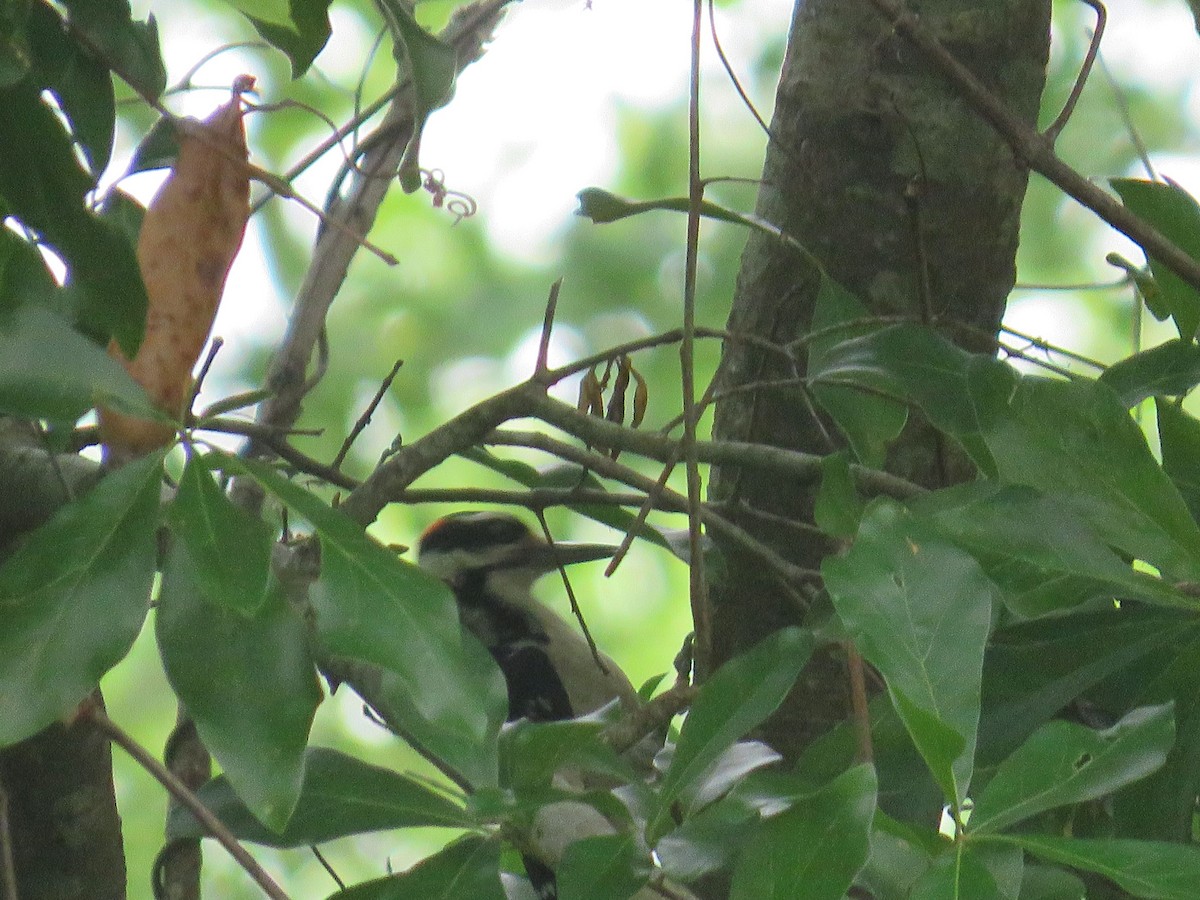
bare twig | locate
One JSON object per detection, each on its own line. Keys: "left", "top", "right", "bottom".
{"left": 236, "top": 0, "right": 515, "bottom": 515}
{"left": 332, "top": 358, "right": 404, "bottom": 470}
{"left": 845, "top": 642, "right": 873, "bottom": 766}
{"left": 682, "top": 0, "right": 712, "bottom": 679}
{"left": 188, "top": 337, "right": 224, "bottom": 413}
{"left": 84, "top": 706, "right": 291, "bottom": 900}
{"left": 1044, "top": 0, "right": 1106, "bottom": 141}
{"left": 536, "top": 279, "right": 563, "bottom": 377}
{"left": 536, "top": 512, "right": 609, "bottom": 673}
{"left": 488, "top": 429, "right": 821, "bottom": 606}
{"left": 864, "top": 0, "right": 1200, "bottom": 295}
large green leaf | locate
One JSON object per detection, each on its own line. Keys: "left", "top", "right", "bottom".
{"left": 1111, "top": 179, "right": 1200, "bottom": 341}
{"left": 728, "top": 764, "right": 876, "bottom": 900}
{"left": 979, "top": 609, "right": 1192, "bottom": 766}
{"left": 649, "top": 628, "right": 812, "bottom": 839}
{"left": 243, "top": 0, "right": 333, "bottom": 78}
{"left": 971, "top": 704, "right": 1174, "bottom": 834}
{"left": 1156, "top": 399, "right": 1200, "bottom": 524}
{"left": 166, "top": 746, "right": 474, "bottom": 844}
{"left": 907, "top": 844, "right": 1005, "bottom": 900}
{"left": 996, "top": 834, "right": 1200, "bottom": 900}
{"left": 213, "top": 452, "right": 505, "bottom": 789}
{"left": 1113, "top": 635, "right": 1200, "bottom": 841}
{"left": 912, "top": 481, "right": 1189, "bottom": 616}
{"left": 558, "top": 833, "right": 650, "bottom": 900}
{"left": 0, "top": 303, "right": 156, "bottom": 422}
{"left": 60, "top": 0, "right": 166, "bottom": 102}
{"left": 157, "top": 544, "right": 320, "bottom": 831}
{"left": 329, "top": 835, "right": 505, "bottom": 900}
{"left": 0, "top": 452, "right": 161, "bottom": 745}
{"left": 856, "top": 815, "right": 936, "bottom": 900}
{"left": 167, "top": 453, "right": 273, "bottom": 616}
{"left": 824, "top": 500, "right": 997, "bottom": 806}
{"left": 808, "top": 323, "right": 1017, "bottom": 475}
{"left": 27, "top": 1, "right": 114, "bottom": 176}
{"left": 806, "top": 279, "right": 907, "bottom": 469}
{"left": 0, "top": 84, "right": 146, "bottom": 353}
{"left": 983, "top": 377, "right": 1200, "bottom": 582}
{"left": 1100, "top": 340, "right": 1200, "bottom": 406}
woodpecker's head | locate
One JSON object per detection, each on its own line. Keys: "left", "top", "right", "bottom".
{"left": 417, "top": 511, "right": 616, "bottom": 597}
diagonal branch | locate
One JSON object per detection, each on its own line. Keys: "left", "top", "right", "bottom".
{"left": 864, "top": 0, "right": 1200, "bottom": 295}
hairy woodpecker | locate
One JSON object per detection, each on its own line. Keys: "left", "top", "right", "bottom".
{"left": 417, "top": 511, "right": 639, "bottom": 724}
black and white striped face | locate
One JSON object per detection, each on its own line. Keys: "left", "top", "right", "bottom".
{"left": 417, "top": 512, "right": 615, "bottom": 593}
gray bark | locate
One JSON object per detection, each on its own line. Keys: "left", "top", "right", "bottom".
{"left": 708, "top": 0, "right": 1052, "bottom": 762}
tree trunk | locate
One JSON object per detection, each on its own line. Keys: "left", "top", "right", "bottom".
{"left": 708, "top": 0, "right": 1052, "bottom": 763}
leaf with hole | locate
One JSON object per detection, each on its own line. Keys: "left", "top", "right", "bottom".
{"left": 971, "top": 703, "right": 1174, "bottom": 834}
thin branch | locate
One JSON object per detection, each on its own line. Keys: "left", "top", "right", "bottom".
{"left": 1044, "top": 0, "right": 1106, "bottom": 141}
{"left": 536, "top": 512, "right": 609, "bottom": 674}
{"left": 235, "top": 0, "right": 515, "bottom": 515}
{"left": 536, "top": 279, "right": 563, "bottom": 377}
{"left": 682, "top": 0, "right": 712, "bottom": 678}
{"left": 864, "top": 0, "right": 1200, "bottom": 295}
{"left": 332, "top": 358, "right": 404, "bottom": 470}
{"left": 845, "top": 642, "right": 873, "bottom": 766}
{"left": 85, "top": 705, "right": 291, "bottom": 900}
{"left": 488, "top": 429, "right": 822, "bottom": 606}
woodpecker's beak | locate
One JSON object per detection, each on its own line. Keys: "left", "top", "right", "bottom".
{"left": 499, "top": 539, "right": 617, "bottom": 575}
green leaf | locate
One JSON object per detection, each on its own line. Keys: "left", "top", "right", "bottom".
{"left": 984, "top": 377, "right": 1200, "bottom": 582}
{"left": 499, "top": 720, "right": 634, "bottom": 792}
{"left": 807, "top": 279, "right": 907, "bottom": 468}
{"left": 558, "top": 833, "right": 650, "bottom": 900}
{"left": 649, "top": 628, "right": 812, "bottom": 839}
{"left": 1017, "top": 865, "right": 1085, "bottom": 900}
{"left": 908, "top": 844, "right": 1005, "bottom": 900}
{"left": 60, "top": 0, "right": 166, "bottom": 102}
{"left": 912, "top": 481, "right": 1189, "bottom": 617}
{"left": 377, "top": 0, "right": 458, "bottom": 192}
{"left": 1112, "top": 635, "right": 1200, "bottom": 841}
{"left": 1100, "top": 340, "right": 1200, "bottom": 406}
{"left": 1111, "top": 179, "right": 1200, "bottom": 340}
{"left": 979, "top": 609, "right": 1192, "bottom": 766}
{"left": 213, "top": 452, "right": 505, "bottom": 789}
{"left": 0, "top": 223, "right": 58, "bottom": 313}
{"left": 810, "top": 323, "right": 1017, "bottom": 476}
{"left": 997, "top": 834, "right": 1200, "bottom": 900}
{"left": 0, "top": 84, "right": 146, "bottom": 353}
{"left": 328, "top": 835, "right": 505, "bottom": 899}
{"left": 0, "top": 452, "right": 161, "bottom": 745}
{"left": 0, "top": 303, "right": 156, "bottom": 422}
{"left": 824, "top": 500, "right": 996, "bottom": 805}
{"left": 729, "top": 765, "right": 876, "bottom": 900}
{"left": 157, "top": 544, "right": 320, "bottom": 831}
{"left": 1156, "top": 399, "right": 1200, "bottom": 524}
{"left": 27, "top": 1, "right": 115, "bottom": 176}
{"left": 243, "top": 0, "right": 333, "bottom": 78}
{"left": 971, "top": 703, "right": 1174, "bottom": 834}
{"left": 856, "top": 815, "right": 936, "bottom": 900}
{"left": 166, "top": 746, "right": 474, "bottom": 844}
{"left": 167, "top": 453, "right": 273, "bottom": 616}
{"left": 655, "top": 792, "right": 759, "bottom": 881}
